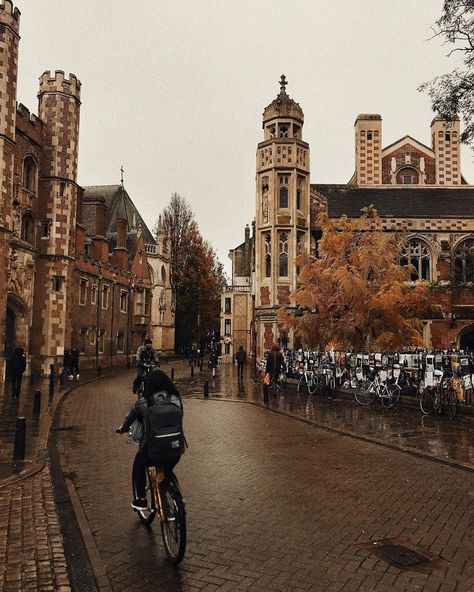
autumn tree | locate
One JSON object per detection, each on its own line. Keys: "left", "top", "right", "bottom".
{"left": 278, "top": 207, "right": 433, "bottom": 352}
{"left": 157, "top": 193, "right": 226, "bottom": 351}
{"left": 419, "top": 0, "right": 474, "bottom": 146}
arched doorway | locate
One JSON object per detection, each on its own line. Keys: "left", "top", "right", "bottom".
{"left": 459, "top": 325, "right": 474, "bottom": 351}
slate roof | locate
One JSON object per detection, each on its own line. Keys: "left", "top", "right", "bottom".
{"left": 83, "top": 185, "right": 155, "bottom": 246}
{"left": 311, "top": 185, "right": 474, "bottom": 219}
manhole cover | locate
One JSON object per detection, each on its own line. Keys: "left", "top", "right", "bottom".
{"left": 377, "top": 543, "right": 428, "bottom": 567}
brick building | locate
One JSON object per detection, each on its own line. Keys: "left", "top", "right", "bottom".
{"left": 223, "top": 76, "right": 474, "bottom": 356}
{"left": 0, "top": 1, "right": 174, "bottom": 395}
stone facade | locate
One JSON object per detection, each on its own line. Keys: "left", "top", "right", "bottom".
{"left": 0, "top": 1, "right": 174, "bottom": 398}
{"left": 224, "top": 75, "right": 474, "bottom": 356}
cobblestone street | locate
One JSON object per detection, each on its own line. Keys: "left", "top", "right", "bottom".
{"left": 55, "top": 368, "right": 473, "bottom": 592}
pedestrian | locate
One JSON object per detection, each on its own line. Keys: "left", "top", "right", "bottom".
{"left": 63, "top": 349, "right": 72, "bottom": 380}
{"left": 10, "top": 347, "right": 26, "bottom": 399}
{"left": 265, "top": 343, "right": 286, "bottom": 387}
{"left": 70, "top": 348, "right": 80, "bottom": 380}
{"left": 235, "top": 345, "right": 247, "bottom": 378}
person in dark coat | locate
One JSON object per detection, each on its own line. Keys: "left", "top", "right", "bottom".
{"left": 235, "top": 345, "right": 247, "bottom": 378}
{"left": 63, "top": 349, "right": 72, "bottom": 379}
{"left": 70, "top": 348, "right": 80, "bottom": 380}
{"left": 265, "top": 344, "right": 286, "bottom": 384}
{"left": 10, "top": 347, "right": 26, "bottom": 399}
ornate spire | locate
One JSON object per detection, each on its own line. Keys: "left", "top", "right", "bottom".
{"left": 279, "top": 74, "right": 288, "bottom": 94}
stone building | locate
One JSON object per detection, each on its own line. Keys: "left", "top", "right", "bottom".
{"left": 0, "top": 1, "right": 174, "bottom": 396}
{"left": 223, "top": 75, "right": 474, "bottom": 356}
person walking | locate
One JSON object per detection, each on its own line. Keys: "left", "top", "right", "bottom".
{"left": 265, "top": 344, "right": 286, "bottom": 388}
{"left": 235, "top": 345, "right": 247, "bottom": 379}
{"left": 10, "top": 347, "right": 26, "bottom": 399}
{"left": 70, "top": 348, "right": 80, "bottom": 380}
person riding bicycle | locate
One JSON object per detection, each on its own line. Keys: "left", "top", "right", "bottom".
{"left": 265, "top": 343, "right": 286, "bottom": 385}
{"left": 133, "top": 338, "right": 160, "bottom": 394}
{"left": 117, "top": 369, "right": 183, "bottom": 510}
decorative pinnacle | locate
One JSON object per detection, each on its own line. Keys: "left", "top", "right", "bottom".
{"left": 120, "top": 165, "right": 124, "bottom": 188}
{"left": 279, "top": 74, "right": 288, "bottom": 94}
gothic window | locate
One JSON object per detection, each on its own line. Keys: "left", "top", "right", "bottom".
{"left": 454, "top": 239, "right": 474, "bottom": 283}
{"left": 367, "top": 131, "right": 373, "bottom": 140}
{"left": 279, "top": 175, "right": 289, "bottom": 209}
{"left": 279, "top": 124, "right": 289, "bottom": 138}
{"left": 400, "top": 239, "right": 431, "bottom": 281}
{"left": 264, "top": 234, "right": 271, "bottom": 277}
{"left": 20, "top": 212, "right": 35, "bottom": 243}
{"left": 23, "top": 156, "right": 37, "bottom": 193}
{"left": 269, "top": 125, "right": 276, "bottom": 138}
{"left": 279, "top": 232, "right": 289, "bottom": 277}
{"left": 79, "top": 278, "right": 88, "bottom": 306}
{"left": 120, "top": 290, "right": 128, "bottom": 312}
{"left": 396, "top": 167, "right": 419, "bottom": 185}
{"left": 161, "top": 265, "right": 166, "bottom": 285}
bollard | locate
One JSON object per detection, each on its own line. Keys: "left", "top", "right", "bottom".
{"left": 33, "top": 390, "right": 41, "bottom": 414}
{"left": 204, "top": 380, "right": 209, "bottom": 398}
{"left": 49, "top": 364, "right": 55, "bottom": 399}
{"left": 13, "top": 417, "right": 26, "bottom": 461}
{"left": 190, "top": 366, "right": 194, "bottom": 378}
{"left": 189, "top": 358, "right": 192, "bottom": 367}
{"left": 98, "top": 365, "right": 102, "bottom": 377}
{"left": 263, "top": 384, "right": 269, "bottom": 404}
{"left": 59, "top": 371, "right": 64, "bottom": 387}
{"left": 171, "top": 368, "right": 175, "bottom": 381}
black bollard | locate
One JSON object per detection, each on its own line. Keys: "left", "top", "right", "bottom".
{"left": 189, "top": 358, "right": 192, "bottom": 367}
{"left": 13, "top": 417, "right": 26, "bottom": 461}
{"left": 59, "top": 371, "right": 64, "bottom": 387}
{"left": 263, "top": 384, "right": 269, "bottom": 404}
{"left": 204, "top": 380, "right": 209, "bottom": 398}
{"left": 190, "top": 366, "right": 194, "bottom": 378}
{"left": 49, "top": 364, "right": 55, "bottom": 399}
{"left": 171, "top": 368, "right": 175, "bottom": 381}
{"left": 98, "top": 365, "right": 102, "bottom": 377}
{"left": 33, "top": 390, "right": 41, "bottom": 414}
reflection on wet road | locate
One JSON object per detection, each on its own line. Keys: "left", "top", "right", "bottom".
{"left": 178, "top": 362, "right": 474, "bottom": 468}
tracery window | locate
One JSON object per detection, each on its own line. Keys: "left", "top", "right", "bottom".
{"left": 264, "top": 234, "right": 271, "bottom": 278}
{"left": 279, "top": 232, "right": 289, "bottom": 277}
{"left": 400, "top": 239, "right": 431, "bottom": 281}
{"left": 279, "top": 175, "right": 289, "bottom": 209}
{"left": 279, "top": 124, "right": 289, "bottom": 138}
{"left": 454, "top": 239, "right": 474, "bottom": 284}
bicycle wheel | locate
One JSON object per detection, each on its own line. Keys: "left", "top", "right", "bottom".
{"left": 160, "top": 474, "right": 186, "bottom": 564}
{"left": 250, "top": 370, "right": 263, "bottom": 386}
{"left": 297, "top": 375, "right": 307, "bottom": 394}
{"left": 276, "top": 372, "right": 286, "bottom": 389}
{"left": 447, "top": 387, "right": 458, "bottom": 420}
{"left": 133, "top": 469, "right": 156, "bottom": 525}
{"left": 382, "top": 383, "right": 401, "bottom": 409}
{"left": 327, "top": 375, "right": 336, "bottom": 396}
{"left": 354, "top": 380, "right": 376, "bottom": 406}
{"left": 419, "top": 386, "right": 435, "bottom": 415}
{"left": 308, "top": 375, "right": 318, "bottom": 395}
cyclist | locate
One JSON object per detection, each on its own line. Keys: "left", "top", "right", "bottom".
{"left": 117, "top": 369, "right": 183, "bottom": 510}
{"left": 133, "top": 338, "right": 160, "bottom": 394}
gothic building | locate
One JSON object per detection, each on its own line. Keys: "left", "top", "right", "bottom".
{"left": 0, "top": 1, "right": 174, "bottom": 396}
{"left": 222, "top": 76, "right": 474, "bottom": 357}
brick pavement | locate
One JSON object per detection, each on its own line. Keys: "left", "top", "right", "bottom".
{"left": 57, "top": 371, "right": 474, "bottom": 592}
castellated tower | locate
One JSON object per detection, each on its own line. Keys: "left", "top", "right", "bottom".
{"left": 255, "top": 75, "right": 310, "bottom": 354}
{"left": 0, "top": 1, "right": 20, "bottom": 381}
{"left": 354, "top": 114, "right": 382, "bottom": 185}
{"left": 431, "top": 116, "right": 461, "bottom": 185}
{"left": 30, "top": 70, "right": 81, "bottom": 374}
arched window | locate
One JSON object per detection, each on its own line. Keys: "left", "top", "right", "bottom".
{"left": 400, "top": 238, "right": 431, "bottom": 281}
{"left": 396, "top": 166, "right": 419, "bottom": 185}
{"left": 279, "top": 232, "right": 289, "bottom": 277}
{"left": 161, "top": 265, "right": 166, "bottom": 285}
{"left": 23, "top": 156, "right": 37, "bottom": 193}
{"left": 279, "top": 175, "right": 289, "bottom": 209}
{"left": 20, "top": 212, "right": 35, "bottom": 244}
{"left": 454, "top": 239, "right": 474, "bottom": 284}
{"left": 264, "top": 234, "right": 271, "bottom": 278}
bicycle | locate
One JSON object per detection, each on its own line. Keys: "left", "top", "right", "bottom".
{"left": 316, "top": 365, "right": 337, "bottom": 396}
{"left": 354, "top": 372, "right": 401, "bottom": 408}
{"left": 250, "top": 358, "right": 266, "bottom": 386}
{"left": 133, "top": 465, "right": 186, "bottom": 564}
{"left": 297, "top": 367, "right": 318, "bottom": 395}
{"left": 420, "top": 375, "right": 458, "bottom": 420}
{"left": 134, "top": 363, "right": 158, "bottom": 396}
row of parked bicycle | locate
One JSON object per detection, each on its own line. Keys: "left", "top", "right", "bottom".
{"left": 251, "top": 349, "right": 474, "bottom": 420}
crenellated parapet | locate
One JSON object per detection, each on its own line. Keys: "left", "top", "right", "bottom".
{"left": 0, "top": 0, "right": 20, "bottom": 35}
{"left": 16, "top": 103, "right": 42, "bottom": 127}
{"left": 39, "top": 70, "right": 81, "bottom": 103}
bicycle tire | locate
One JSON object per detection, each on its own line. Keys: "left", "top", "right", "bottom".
{"left": 447, "top": 387, "right": 458, "bottom": 420}
{"left": 133, "top": 469, "right": 157, "bottom": 525}
{"left": 297, "top": 375, "right": 307, "bottom": 394}
{"left": 382, "top": 383, "right": 401, "bottom": 409}
{"left": 308, "top": 375, "right": 318, "bottom": 395}
{"left": 354, "top": 380, "right": 376, "bottom": 406}
{"left": 327, "top": 375, "right": 336, "bottom": 396}
{"left": 419, "top": 386, "right": 435, "bottom": 415}
{"left": 250, "top": 371, "right": 263, "bottom": 386}
{"left": 276, "top": 372, "right": 286, "bottom": 389}
{"left": 160, "top": 474, "right": 186, "bottom": 564}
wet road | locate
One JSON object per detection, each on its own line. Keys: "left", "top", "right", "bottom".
{"left": 56, "top": 369, "right": 474, "bottom": 591}
{"left": 179, "top": 363, "right": 474, "bottom": 469}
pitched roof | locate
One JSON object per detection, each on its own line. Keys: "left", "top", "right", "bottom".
{"left": 311, "top": 184, "right": 474, "bottom": 219}
{"left": 83, "top": 185, "right": 155, "bottom": 245}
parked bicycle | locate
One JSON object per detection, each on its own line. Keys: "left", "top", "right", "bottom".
{"left": 133, "top": 465, "right": 186, "bottom": 564}
{"left": 354, "top": 372, "right": 401, "bottom": 408}
{"left": 250, "top": 358, "right": 266, "bottom": 386}
{"left": 419, "top": 375, "right": 458, "bottom": 420}
{"left": 297, "top": 366, "right": 318, "bottom": 395}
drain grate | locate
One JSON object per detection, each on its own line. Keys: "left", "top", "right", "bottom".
{"left": 377, "top": 543, "right": 428, "bottom": 567}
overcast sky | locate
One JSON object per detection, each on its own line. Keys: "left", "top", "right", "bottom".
{"left": 17, "top": 1, "right": 468, "bottom": 275}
